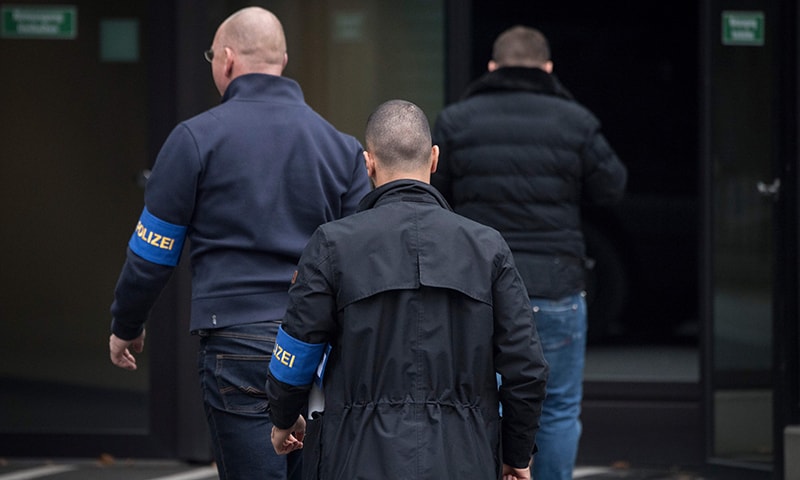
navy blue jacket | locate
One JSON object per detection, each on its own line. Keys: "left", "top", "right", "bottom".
{"left": 111, "top": 73, "right": 370, "bottom": 338}
{"left": 432, "top": 67, "right": 627, "bottom": 298}
{"left": 267, "top": 180, "right": 548, "bottom": 478}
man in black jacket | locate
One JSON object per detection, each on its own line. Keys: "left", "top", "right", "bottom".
{"left": 266, "top": 99, "right": 548, "bottom": 480}
{"left": 432, "top": 26, "right": 627, "bottom": 480}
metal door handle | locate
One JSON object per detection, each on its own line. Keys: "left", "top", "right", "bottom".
{"left": 756, "top": 178, "right": 780, "bottom": 199}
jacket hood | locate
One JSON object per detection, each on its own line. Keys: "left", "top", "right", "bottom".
{"left": 462, "top": 66, "right": 575, "bottom": 101}
{"left": 357, "top": 179, "right": 453, "bottom": 212}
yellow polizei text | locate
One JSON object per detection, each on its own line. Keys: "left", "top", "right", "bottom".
{"left": 135, "top": 222, "right": 176, "bottom": 250}
{"left": 273, "top": 343, "right": 296, "bottom": 368}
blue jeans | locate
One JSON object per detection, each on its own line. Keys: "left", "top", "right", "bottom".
{"left": 197, "top": 322, "right": 301, "bottom": 480}
{"left": 531, "top": 292, "right": 587, "bottom": 480}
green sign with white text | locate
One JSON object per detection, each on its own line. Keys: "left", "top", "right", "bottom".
{"left": 722, "top": 11, "right": 764, "bottom": 46}
{"left": 1, "top": 5, "right": 77, "bottom": 39}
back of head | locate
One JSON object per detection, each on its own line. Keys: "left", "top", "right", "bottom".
{"left": 219, "top": 7, "right": 286, "bottom": 69}
{"left": 365, "top": 100, "right": 432, "bottom": 172}
{"left": 492, "top": 25, "right": 550, "bottom": 68}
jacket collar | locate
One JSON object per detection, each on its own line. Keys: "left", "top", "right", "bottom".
{"left": 462, "top": 66, "right": 575, "bottom": 101}
{"left": 221, "top": 73, "right": 305, "bottom": 104}
{"left": 357, "top": 179, "right": 453, "bottom": 213}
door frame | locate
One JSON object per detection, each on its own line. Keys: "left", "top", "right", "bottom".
{"left": 700, "top": 0, "right": 799, "bottom": 476}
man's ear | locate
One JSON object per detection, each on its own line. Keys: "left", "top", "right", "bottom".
{"left": 430, "top": 145, "right": 439, "bottom": 174}
{"left": 223, "top": 46, "right": 236, "bottom": 77}
{"left": 364, "top": 150, "right": 376, "bottom": 178}
{"left": 542, "top": 60, "right": 554, "bottom": 74}
{"left": 488, "top": 60, "right": 498, "bottom": 72}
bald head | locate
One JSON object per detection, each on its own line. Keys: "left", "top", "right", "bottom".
{"left": 217, "top": 7, "right": 287, "bottom": 69}
{"left": 364, "top": 100, "right": 438, "bottom": 187}
{"left": 490, "top": 26, "right": 551, "bottom": 70}
{"left": 210, "top": 7, "right": 288, "bottom": 94}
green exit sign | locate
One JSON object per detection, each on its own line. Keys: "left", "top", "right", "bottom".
{"left": 722, "top": 11, "right": 764, "bottom": 46}
{"left": 1, "top": 5, "right": 77, "bottom": 39}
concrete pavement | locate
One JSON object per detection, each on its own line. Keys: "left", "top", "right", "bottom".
{"left": 0, "top": 458, "right": 775, "bottom": 479}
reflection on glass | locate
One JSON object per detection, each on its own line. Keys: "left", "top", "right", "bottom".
{"left": 712, "top": 176, "right": 773, "bottom": 462}
{"left": 0, "top": 5, "right": 150, "bottom": 434}
{"left": 268, "top": 0, "right": 445, "bottom": 141}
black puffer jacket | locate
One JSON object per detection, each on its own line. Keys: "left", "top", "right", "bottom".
{"left": 267, "top": 180, "right": 548, "bottom": 479}
{"left": 432, "top": 67, "right": 627, "bottom": 298}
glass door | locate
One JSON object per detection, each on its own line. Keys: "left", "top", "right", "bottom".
{"left": 704, "top": 1, "right": 778, "bottom": 470}
{"left": 0, "top": 1, "right": 150, "bottom": 435}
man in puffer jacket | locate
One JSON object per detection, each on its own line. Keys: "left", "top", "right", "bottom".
{"left": 431, "top": 26, "right": 627, "bottom": 480}
{"left": 267, "top": 100, "right": 549, "bottom": 480}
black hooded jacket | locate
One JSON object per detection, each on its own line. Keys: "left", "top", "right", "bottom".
{"left": 267, "top": 180, "right": 548, "bottom": 479}
{"left": 432, "top": 67, "right": 627, "bottom": 298}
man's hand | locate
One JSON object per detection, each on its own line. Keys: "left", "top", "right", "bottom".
{"left": 271, "top": 415, "right": 306, "bottom": 454}
{"left": 109, "top": 330, "right": 146, "bottom": 370}
{"left": 502, "top": 463, "right": 531, "bottom": 480}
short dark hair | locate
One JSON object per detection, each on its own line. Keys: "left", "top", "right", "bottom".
{"left": 365, "top": 100, "right": 431, "bottom": 170}
{"left": 492, "top": 25, "right": 550, "bottom": 67}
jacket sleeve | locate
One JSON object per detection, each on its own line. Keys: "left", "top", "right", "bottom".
{"left": 110, "top": 249, "right": 175, "bottom": 340}
{"left": 109, "top": 123, "right": 200, "bottom": 339}
{"left": 492, "top": 247, "right": 549, "bottom": 468}
{"left": 143, "top": 123, "right": 201, "bottom": 225}
{"left": 581, "top": 128, "right": 627, "bottom": 205}
{"left": 267, "top": 227, "right": 338, "bottom": 429}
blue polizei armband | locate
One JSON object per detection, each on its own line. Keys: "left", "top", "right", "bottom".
{"left": 270, "top": 326, "right": 326, "bottom": 387}
{"left": 128, "top": 207, "right": 187, "bottom": 266}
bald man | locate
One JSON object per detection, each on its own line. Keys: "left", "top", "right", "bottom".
{"left": 266, "top": 100, "right": 548, "bottom": 480}
{"left": 108, "top": 7, "right": 370, "bottom": 479}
